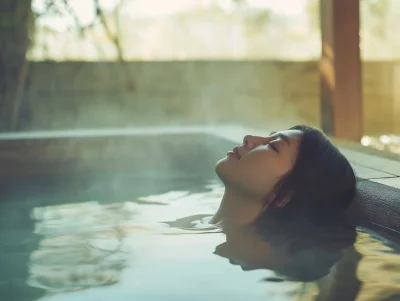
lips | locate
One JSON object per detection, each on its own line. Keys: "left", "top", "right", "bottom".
{"left": 232, "top": 146, "right": 241, "bottom": 159}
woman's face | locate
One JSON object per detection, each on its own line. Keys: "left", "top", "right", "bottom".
{"left": 215, "top": 130, "right": 303, "bottom": 200}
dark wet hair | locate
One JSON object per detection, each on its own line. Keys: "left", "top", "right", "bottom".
{"left": 254, "top": 125, "right": 357, "bottom": 255}
{"left": 259, "top": 125, "right": 356, "bottom": 222}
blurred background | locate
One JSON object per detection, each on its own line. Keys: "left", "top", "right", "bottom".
{"left": 1, "top": 0, "right": 400, "bottom": 156}
{"left": 1, "top": 3, "right": 400, "bottom": 300}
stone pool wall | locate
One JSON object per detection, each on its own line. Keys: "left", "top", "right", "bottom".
{"left": 18, "top": 61, "right": 400, "bottom": 136}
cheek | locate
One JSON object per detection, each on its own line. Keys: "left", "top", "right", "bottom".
{"left": 239, "top": 157, "right": 278, "bottom": 196}
{"left": 239, "top": 153, "right": 294, "bottom": 196}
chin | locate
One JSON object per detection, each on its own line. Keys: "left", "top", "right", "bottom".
{"left": 215, "top": 157, "right": 228, "bottom": 179}
{"left": 216, "top": 167, "right": 235, "bottom": 192}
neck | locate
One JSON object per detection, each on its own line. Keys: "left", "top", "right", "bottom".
{"left": 210, "top": 188, "right": 265, "bottom": 228}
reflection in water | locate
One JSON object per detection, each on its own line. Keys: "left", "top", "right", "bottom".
{"left": 352, "top": 231, "right": 400, "bottom": 301}
{"left": 297, "top": 230, "right": 400, "bottom": 301}
{"left": 24, "top": 181, "right": 400, "bottom": 301}
{"left": 216, "top": 225, "right": 400, "bottom": 301}
{"left": 166, "top": 202, "right": 400, "bottom": 301}
{"left": 26, "top": 181, "right": 224, "bottom": 298}
{"left": 215, "top": 225, "right": 355, "bottom": 283}
{"left": 165, "top": 211, "right": 360, "bottom": 300}
{"left": 28, "top": 202, "right": 136, "bottom": 293}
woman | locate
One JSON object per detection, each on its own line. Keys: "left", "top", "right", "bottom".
{"left": 210, "top": 125, "right": 357, "bottom": 232}
{"left": 166, "top": 125, "right": 359, "bottom": 297}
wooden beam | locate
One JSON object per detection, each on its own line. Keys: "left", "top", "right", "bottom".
{"left": 319, "top": 0, "right": 363, "bottom": 142}
{"left": 393, "top": 65, "right": 400, "bottom": 134}
{"left": 0, "top": 0, "right": 32, "bottom": 131}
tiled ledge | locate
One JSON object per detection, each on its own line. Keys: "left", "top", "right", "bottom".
{"left": 373, "top": 177, "right": 400, "bottom": 189}
{"left": 330, "top": 139, "right": 400, "bottom": 188}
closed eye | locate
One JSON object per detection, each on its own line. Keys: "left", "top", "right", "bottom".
{"left": 268, "top": 142, "right": 279, "bottom": 153}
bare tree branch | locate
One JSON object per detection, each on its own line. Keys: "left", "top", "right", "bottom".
{"left": 32, "top": 0, "right": 135, "bottom": 89}
{"left": 94, "top": 0, "right": 124, "bottom": 61}
{"left": 94, "top": 0, "right": 134, "bottom": 90}
{"left": 61, "top": 0, "right": 85, "bottom": 37}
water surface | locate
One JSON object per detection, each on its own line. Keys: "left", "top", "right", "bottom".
{"left": 1, "top": 175, "right": 399, "bottom": 301}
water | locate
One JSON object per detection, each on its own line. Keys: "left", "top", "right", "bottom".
{"left": 1, "top": 176, "right": 399, "bottom": 301}
{"left": 0, "top": 130, "right": 399, "bottom": 301}
{"left": 0, "top": 178, "right": 287, "bottom": 301}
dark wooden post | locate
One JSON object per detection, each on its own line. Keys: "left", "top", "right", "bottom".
{"left": 0, "top": 0, "right": 32, "bottom": 131}
{"left": 319, "top": 0, "right": 363, "bottom": 142}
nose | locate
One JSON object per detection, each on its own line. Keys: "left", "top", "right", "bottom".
{"left": 242, "top": 135, "right": 268, "bottom": 149}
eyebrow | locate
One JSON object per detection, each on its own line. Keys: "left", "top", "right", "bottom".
{"left": 269, "top": 131, "right": 290, "bottom": 145}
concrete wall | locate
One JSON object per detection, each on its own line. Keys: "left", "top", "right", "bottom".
{"left": 20, "top": 61, "right": 400, "bottom": 136}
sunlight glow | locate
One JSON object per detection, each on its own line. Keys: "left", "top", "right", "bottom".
{"left": 32, "top": 0, "right": 308, "bottom": 31}
{"left": 361, "top": 136, "right": 372, "bottom": 146}
{"left": 379, "top": 135, "right": 391, "bottom": 145}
